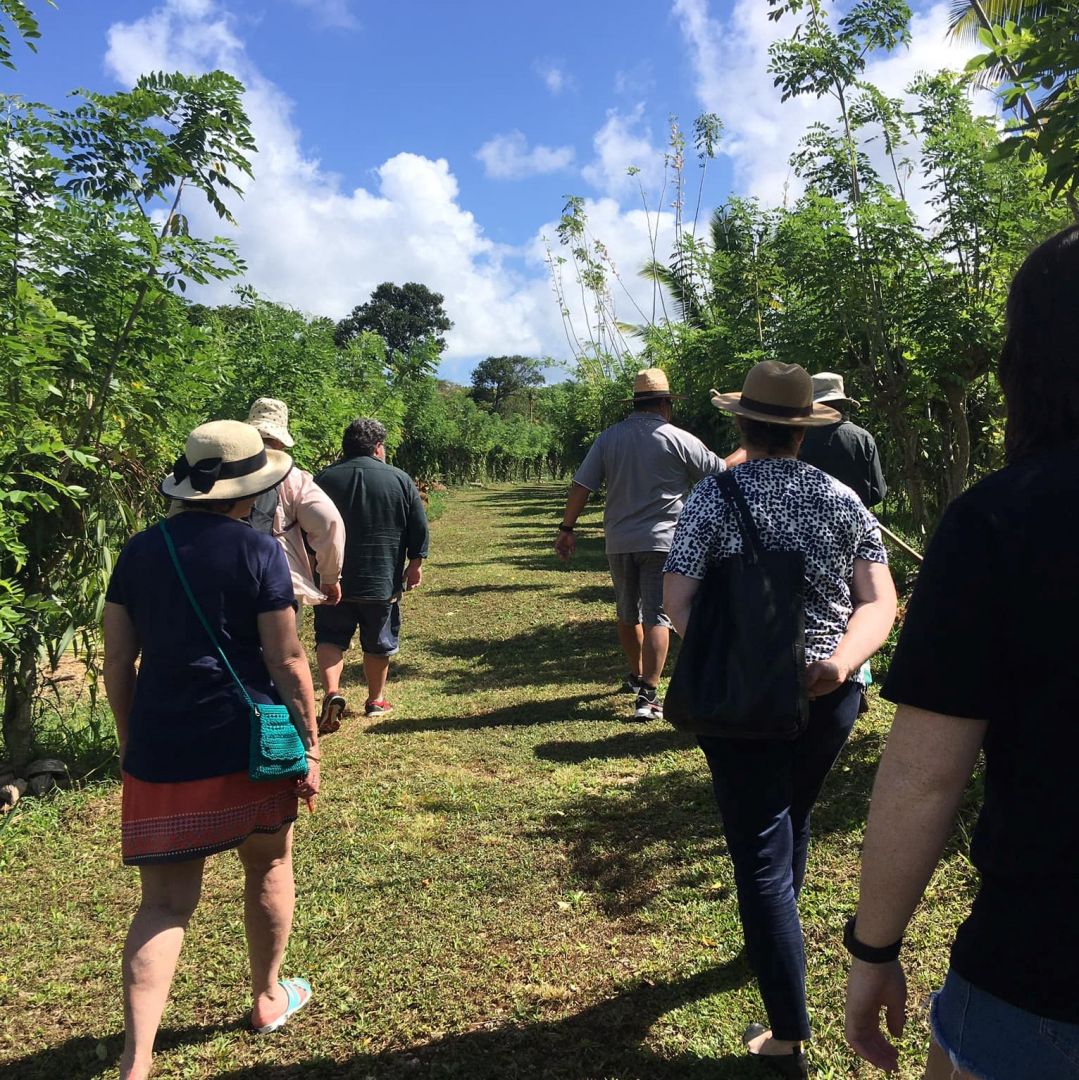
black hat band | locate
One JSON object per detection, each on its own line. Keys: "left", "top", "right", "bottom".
{"left": 738, "top": 395, "right": 813, "bottom": 419}
{"left": 173, "top": 448, "right": 268, "bottom": 494}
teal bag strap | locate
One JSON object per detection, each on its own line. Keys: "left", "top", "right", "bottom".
{"left": 159, "top": 520, "right": 257, "bottom": 711}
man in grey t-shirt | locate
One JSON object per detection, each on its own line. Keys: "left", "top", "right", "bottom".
{"left": 554, "top": 368, "right": 739, "bottom": 720}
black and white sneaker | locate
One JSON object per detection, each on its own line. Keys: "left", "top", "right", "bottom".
{"left": 634, "top": 686, "right": 663, "bottom": 720}
{"left": 620, "top": 672, "right": 644, "bottom": 694}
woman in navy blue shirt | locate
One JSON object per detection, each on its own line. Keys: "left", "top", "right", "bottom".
{"left": 104, "top": 421, "right": 320, "bottom": 1080}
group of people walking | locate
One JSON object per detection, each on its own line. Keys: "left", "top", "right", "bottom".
{"left": 555, "top": 227, "right": 1079, "bottom": 1079}
{"left": 100, "top": 225, "right": 1079, "bottom": 1080}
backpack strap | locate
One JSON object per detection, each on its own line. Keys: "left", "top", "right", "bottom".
{"left": 717, "top": 469, "right": 765, "bottom": 564}
{"left": 159, "top": 520, "right": 256, "bottom": 710}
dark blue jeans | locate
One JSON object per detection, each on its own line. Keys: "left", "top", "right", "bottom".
{"left": 698, "top": 681, "right": 862, "bottom": 1042}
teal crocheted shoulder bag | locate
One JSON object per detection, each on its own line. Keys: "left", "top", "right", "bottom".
{"left": 160, "top": 520, "right": 308, "bottom": 783}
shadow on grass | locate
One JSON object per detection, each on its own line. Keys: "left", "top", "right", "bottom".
{"left": 505, "top": 548, "right": 611, "bottom": 575}
{"left": 564, "top": 583, "right": 614, "bottom": 605}
{"left": 427, "top": 583, "right": 550, "bottom": 598}
{"left": 0, "top": 1019, "right": 244, "bottom": 1080}
{"left": 534, "top": 728, "right": 696, "bottom": 764}
{"left": 367, "top": 692, "right": 612, "bottom": 734}
{"left": 811, "top": 728, "right": 885, "bottom": 837}
{"left": 539, "top": 766, "right": 725, "bottom": 916}
{"left": 422, "top": 619, "right": 619, "bottom": 692}
{"left": 44, "top": 961, "right": 755, "bottom": 1080}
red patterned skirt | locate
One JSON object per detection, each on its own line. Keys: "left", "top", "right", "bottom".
{"left": 121, "top": 770, "right": 298, "bottom": 865}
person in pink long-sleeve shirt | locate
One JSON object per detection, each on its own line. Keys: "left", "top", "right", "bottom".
{"left": 246, "top": 400, "right": 347, "bottom": 734}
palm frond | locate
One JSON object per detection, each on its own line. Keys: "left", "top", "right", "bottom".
{"left": 947, "top": 0, "right": 1050, "bottom": 43}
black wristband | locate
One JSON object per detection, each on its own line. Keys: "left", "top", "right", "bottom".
{"left": 558, "top": 523, "right": 574, "bottom": 533}
{"left": 843, "top": 916, "right": 902, "bottom": 963}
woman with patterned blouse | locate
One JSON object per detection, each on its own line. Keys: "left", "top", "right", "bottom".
{"left": 663, "top": 361, "right": 897, "bottom": 1078}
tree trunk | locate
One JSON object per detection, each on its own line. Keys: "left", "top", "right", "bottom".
{"left": 942, "top": 381, "right": 972, "bottom": 505}
{"left": 2, "top": 646, "right": 37, "bottom": 770}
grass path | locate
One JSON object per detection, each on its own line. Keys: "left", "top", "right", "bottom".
{"left": 0, "top": 484, "right": 976, "bottom": 1079}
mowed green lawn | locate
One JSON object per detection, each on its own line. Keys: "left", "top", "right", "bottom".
{"left": 0, "top": 484, "right": 978, "bottom": 1079}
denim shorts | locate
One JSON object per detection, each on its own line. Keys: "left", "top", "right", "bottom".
{"left": 931, "top": 968, "right": 1079, "bottom": 1079}
{"left": 313, "top": 598, "right": 401, "bottom": 655}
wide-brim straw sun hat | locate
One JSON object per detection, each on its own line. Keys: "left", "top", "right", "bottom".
{"left": 624, "top": 367, "right": 686, "bottom": 402}
{"left": 811, "top": 371, "right": 859, "bottom": 410}
{"left": 710, "top": 361, "right": 841, "bottom": 427}
{"left": 161, "top": 420, "right": 294, "bottom": 501}
{"left": 246, "top": 396, "right": 295, "bottom": 448}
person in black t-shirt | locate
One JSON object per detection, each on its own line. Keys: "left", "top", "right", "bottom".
{"left": 844, "top": 227, "right": 1079, "bottom": 1079}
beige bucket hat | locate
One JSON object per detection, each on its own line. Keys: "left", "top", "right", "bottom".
{"left": 811, "top": 371, "right": 859, "bottom": 410}
{"left": 246, "top": 397, "right": 295, "bottom": 448}
{"left": 161, "top": 420, "right": 293, "bottom": 501}
{"left": 710, "top": 361, "right": 841, "bottom": 427}
{"left": 624, "top": 367, "right": 685, "bottom": 402}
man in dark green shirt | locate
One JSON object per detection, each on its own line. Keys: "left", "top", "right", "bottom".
{"left": 798, "top": 372, "right": 887, "bottom": 509}
{"left": 313, "top": 418, "right": 429, "bottom": 725}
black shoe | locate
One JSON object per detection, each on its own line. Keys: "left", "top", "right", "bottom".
{"left": 620, "top": 672, "right": 643, "bottom": 694}
{"left": 742, "top": 1024, "right": 808, "bottom": 1079}
{"left": 633, "top": 686, "right": 663, "bottom": 720}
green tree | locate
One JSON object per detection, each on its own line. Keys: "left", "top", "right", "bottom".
{"left": 966, "top": 4, "right": 1079, "bottom": 210}
{"left": 0, "top": 0, "right": 51, "bottom": 69}
{"left": 0, "top": 71, "right": 254, "bottom": 767}
{"left": 469, "top": 355, "right": 545, "bottom": 416}
{"left": 334, "top": 282, "right": 453, "bottom": 379}
{"left": 194, "top": 292, "right": 403, "bottom": 472}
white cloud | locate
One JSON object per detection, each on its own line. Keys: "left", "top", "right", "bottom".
{"left": 475, "top": 131, "right": 576, "bottom": 180}
{"left": 290, "top": 0, "right": 360, "bottom": 32}
{"left": 104, "top": 0, "right": 580, "bottom": 377}
{"left": 582, "top": 104, "right": 664, "bottom": 199}
{"left": 535, "top": 59, "right": 574, "bottom": 96}
{"left": 672, "top": 0, "right": 992, "bottom": 208}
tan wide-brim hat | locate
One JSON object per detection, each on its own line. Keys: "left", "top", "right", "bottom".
{"left": 246, "top": 397, "right": 295, "bottom": 448}
{"left": 624, "top": 367, "right": 685, "bottom": 402}
{"left": 811, "top": 371, "right": 859, "bottom": 410}
{"left": 161, "top": 420, "right": 294, "bottom": 501}
{"left": 710, "top": 361, "right": 841, "bottom": 427}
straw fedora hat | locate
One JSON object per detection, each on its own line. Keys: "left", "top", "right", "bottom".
{"left": 161, "top": 420, "right": 293, "bottom": 502}
{"left": 625, "top": 367, "right": 685, "bottom": 402}
{"left": 710, "top": 361, "right": 840, "bottom": 427}
{"left": 811, "top": 371, "right": 859, "bottom": 410}
{"left": 246, "top": 397, "right": 295, "bottom": 448}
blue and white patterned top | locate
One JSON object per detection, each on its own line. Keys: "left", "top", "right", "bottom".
{"left": 663, "top": 458, "right": 888, "bottom": 666}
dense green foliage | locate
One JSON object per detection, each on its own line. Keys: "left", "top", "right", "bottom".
{"left": 966, "top": 3, "right": 1079, "bottom": 207}
{"left": 0, "top": 70, "right": 257, "bottom": 766}
{"left": 550, "top": 0, "right": 1070, "bottom": 539}
{"left": 0, "top": 37, "right": 565, "bottom": 765}
{"left": 4, "top": 0, "right": 1074, "bottom": 768}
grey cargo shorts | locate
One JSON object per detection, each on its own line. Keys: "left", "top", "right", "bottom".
{"left": 607, "top": 551, "right": 672, "bottom": 628}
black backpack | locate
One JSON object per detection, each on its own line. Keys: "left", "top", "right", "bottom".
{"left": 248, "top": 488, "right": 279, "bottom": 535}
{"left": 665, "top": 470, "right": 809, "bottom": 739}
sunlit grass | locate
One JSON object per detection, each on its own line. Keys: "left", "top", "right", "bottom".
{"left": 0, "top": 484, "right": 976, "bottom": 1078}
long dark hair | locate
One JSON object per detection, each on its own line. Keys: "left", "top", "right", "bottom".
{"left": 999, "top": 225, "right": 1079, "bottom": 462}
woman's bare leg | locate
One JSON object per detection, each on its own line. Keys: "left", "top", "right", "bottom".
{"left": 237, "top": 825, "right": 296, "bottom": 1029}
{"left": 120, "top": 859, "right": 205, "bottom": 1080}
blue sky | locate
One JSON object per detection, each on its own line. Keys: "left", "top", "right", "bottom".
{"left": 5, "top": 0, "right": 980, "bottom": 381}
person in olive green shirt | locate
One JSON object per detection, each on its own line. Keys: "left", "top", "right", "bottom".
{"left": 313, "top": 419, "right": 429, "bottom": 727}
